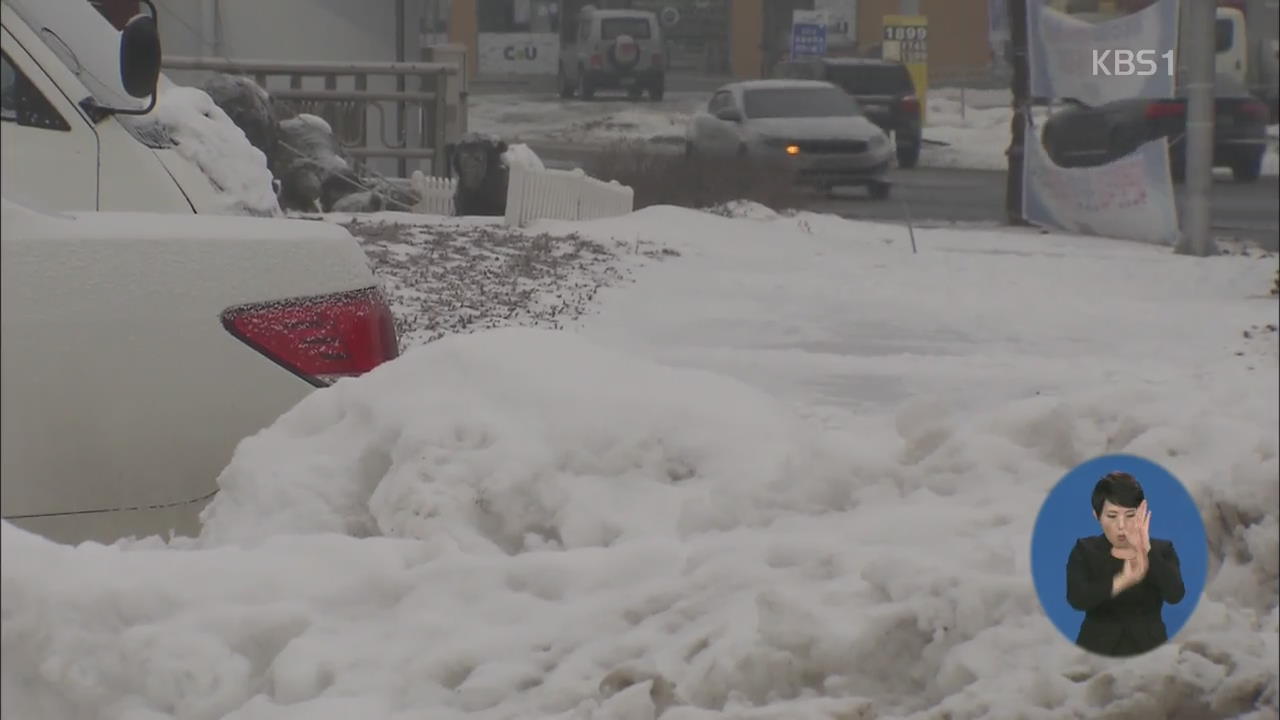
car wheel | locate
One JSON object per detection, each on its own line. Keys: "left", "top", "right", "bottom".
{"left": 868, "top": 181, "right": 891, "bottom": 200}
{"left": 649, "top": 75, "right": 665, "bottom": 102}
{"left": 1231, "top": 152, "right": 1263, "bottom": 182}
{"left": 578, "top": 67, "right": 595, "bottom": 101}
{"left": 558, "top": 67, "right": 575, "bottom": 99}
{"left": 896, "top": 137, "right": 921, "bottom": 169}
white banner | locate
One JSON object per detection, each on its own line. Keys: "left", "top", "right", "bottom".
{"left": 1027, "top": 0, "right": 1179, "bottom": 106}
{"left": 1022, "top": 116, "right": 1180, "bottom": 245}
{"left": 477, "top": 33, "right": 560, "bottom": 76}
{"left": 815, "top": 0, "right": 857, "bottom": 47}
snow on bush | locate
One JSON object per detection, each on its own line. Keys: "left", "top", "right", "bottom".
{"left": 151, "top": 78, "right": 282, "bottom": 217}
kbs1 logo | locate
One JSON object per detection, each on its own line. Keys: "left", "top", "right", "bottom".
{"left": 1091, "top": 49, "right": 1175, "bottom": 77}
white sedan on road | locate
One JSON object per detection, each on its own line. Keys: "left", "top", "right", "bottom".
{"left": 685, "top": 79, "right": 894, "bottom": 198}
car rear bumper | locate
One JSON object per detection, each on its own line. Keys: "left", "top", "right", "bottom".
{"left": 1169, "top": 135, "right": 1267, "bottom": 163}
{"left": 584, "top": 68, "right": 662, "bottom": 88}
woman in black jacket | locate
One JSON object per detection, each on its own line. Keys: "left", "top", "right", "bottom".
{"left": 1066, "top": 472, "right": 1186, "bottom": 657}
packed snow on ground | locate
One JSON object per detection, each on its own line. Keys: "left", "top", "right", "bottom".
{"left": 468, "top": 92, "right": 1280, "bottom": 175}
{"left": 3, "top": 207, "right": 1278, "bottom": 720}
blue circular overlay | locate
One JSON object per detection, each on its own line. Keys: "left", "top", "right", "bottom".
{"left": 1031, "top": 454, "right": 1208, "bottom": 652}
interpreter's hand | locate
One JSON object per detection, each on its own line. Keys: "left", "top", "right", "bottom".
{"left": 1113, "top": 502, "right": 1151, "bottom": 594}
{"left": 1136, "top": 500, "right": 1151, "bottom": 556}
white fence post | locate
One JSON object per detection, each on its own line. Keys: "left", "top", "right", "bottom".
{"left": 407, "top": 162, "right": 634, "bottom": 224}
{"left": 410, "top": 171, "right": 457, "bottom": 215}
{"left": 499, "top": 165, "right": 634, "bottom": 227}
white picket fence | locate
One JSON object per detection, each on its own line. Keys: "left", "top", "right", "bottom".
{"left": 502, "top": 163, "right": 635, "bottom": 227}
{"left": 408, "top": 164, "right": 634, "bottom": 226}
{"left": 409, "top": 171, "right": 457, "bottom": 216}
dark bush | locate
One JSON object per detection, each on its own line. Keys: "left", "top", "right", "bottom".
{"left": 584, "top": 140, "right": 814, "bottom": 213}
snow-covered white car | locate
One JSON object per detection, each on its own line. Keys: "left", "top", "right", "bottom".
{"left": 0, "top": 199, "right": 400, "bottom": 544}
{"left": 685, "top": 79, "right": 895, "bottom": 198}
{"left": 1, "top": 0, "right": 230, "bottom": 214}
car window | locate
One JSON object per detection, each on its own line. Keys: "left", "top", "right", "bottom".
{"left": 600, "top": 17, "right": 652, "bottom": 40}
{"left": 1215, "top": 19, "right": 1233, "bottom": 53}
{"left": 824, "top": 64, "right": 914, "bottom": 95}
{"left": 0, "top": 53, "right": 16, "bottom": 121}
{"left": 0, "top": 51, "right": 72, "bottom": 131}
{"left": 743, "top": 87, "right": 860, "bottom": 119}
{"left": 708, "top": 91, "right": 733, "bottom": 114}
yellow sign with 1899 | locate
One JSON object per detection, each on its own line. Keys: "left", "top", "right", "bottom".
{"left": 881, "top": 15, "right": 928, "bottom": 126}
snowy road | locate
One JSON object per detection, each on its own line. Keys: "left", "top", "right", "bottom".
{"left": 523, "top": 141, "right": 1280, "bottom": 250}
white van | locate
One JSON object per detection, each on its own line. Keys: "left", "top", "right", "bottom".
{"left": 1214, "top": 7, "right": 1248, "bottom": 86}
{"left": 1, "top": 0, "right": 218, "bottom": 213}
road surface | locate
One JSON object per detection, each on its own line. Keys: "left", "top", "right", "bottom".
{"left": 527, "top": 141, "right": 1280, "bottom": 250}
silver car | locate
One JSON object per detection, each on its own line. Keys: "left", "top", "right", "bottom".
{"left": 685, "top": 80, "right": 894, "bottom": 197}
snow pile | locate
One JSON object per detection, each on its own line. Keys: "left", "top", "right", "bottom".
{"left": 3, "top": 208, "right": 1277, "bottom": 719}
{"left": 197, "top": 327, "right": 852, "bottom": 547}
{"left": 502, "top": 143, "right": 546, "bottom": 171}
{"left": 3, "top": 331, "right": 1276, "bottom": 719}
{"left": 151, "top": 78, "right": 282, "bottom": 216}
{"left": 705, "top": 200, "right": 780, "bottom": 221}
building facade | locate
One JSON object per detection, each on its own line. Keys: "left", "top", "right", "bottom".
{"left": 448, "top": 0, "right": 997, "bottom": 81}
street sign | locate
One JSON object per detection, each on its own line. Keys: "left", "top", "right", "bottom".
{"left": 791, "top": 9, "right": 829, "bottom": 59}
{"left": 660, "top": 6, "right": 680, "bottom": 27}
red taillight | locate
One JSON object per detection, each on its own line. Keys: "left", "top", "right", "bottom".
{"left": 900, "top": 95, "right": 920, "bottom": 115}
{"left": 221, "top": 286, "right": 400, "bottom": 387}
{"left": 1240, "top": 101, "right": 1268, "bottom": 120}
{"left": 1144, "top": 101, "right": 1184, "bottom": 119}
{"left": 590, "top": 53, "right": 603, "bottom": 68}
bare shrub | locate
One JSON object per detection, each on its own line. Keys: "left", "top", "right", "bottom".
{"left": 584, "top": 140, "right": 814, "bottom": 213}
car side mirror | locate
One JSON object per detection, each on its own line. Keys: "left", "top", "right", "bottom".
{"left": 120, "top": 9, "right": 161, "bottom": 100}
{"left": 715, "top": 108, "right": 742, "bottom": 122}
{"left": 80, "top": 0, "right": 162, "bottom": 119}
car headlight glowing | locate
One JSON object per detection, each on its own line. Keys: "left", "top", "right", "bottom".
{"left": 785, "top": 145, "right": 801, "bottom": 155}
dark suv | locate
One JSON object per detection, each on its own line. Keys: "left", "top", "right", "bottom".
{"left": 772, "top": 58, "right": 922, "bottom": 168}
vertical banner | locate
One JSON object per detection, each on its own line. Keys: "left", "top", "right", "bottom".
{"left": 791, "top": 9, "right": 830, "bottom": 59}
{"left": 882, "top": 15, "right": 929, "bottom": 125}
{"left": 1022, "top": 116, "right": 1180, "bottom": 245}
{"left": 1026, "top": 0, "right": 1180, "bottom": 106}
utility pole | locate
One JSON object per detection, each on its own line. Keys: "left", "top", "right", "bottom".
{"left": 1175, "top": 0, "right": 1217, "bottom": 256}
{"left": 1005, "top": 0, "right": 1030, "bottom": 226}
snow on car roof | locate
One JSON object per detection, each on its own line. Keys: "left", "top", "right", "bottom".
{"left": 727, "top": 79, "right": 837, "bottom": 89}
{"left": 723, "top": 79, "right": 839, "bottom": 92}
